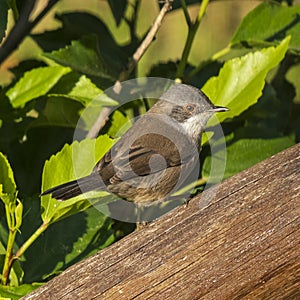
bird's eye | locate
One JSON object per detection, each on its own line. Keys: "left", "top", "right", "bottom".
{"left": 184, "top": 104, "right": 196, "bottom": 113}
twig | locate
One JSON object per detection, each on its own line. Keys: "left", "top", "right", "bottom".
{"left": 0, "top": 0, "right": 61, "bottom": 65}
{"left": 3, "top": 221, "right": 50, "bottom": 285}
{"left": 121, "top": 0, "right": 174, "bottom": 81}
{"left": 86, "top": 0, "right": 174, "bottom": 139}
{"left": 176, "top": 0, "right": 209, "bottom": 80}
{"left": 86, "top": 107, "right": 112, "bottom": 139}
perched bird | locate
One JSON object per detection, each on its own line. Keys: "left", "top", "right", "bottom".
{"left": 42, "top": 83, "right": 228, "bottom": 205}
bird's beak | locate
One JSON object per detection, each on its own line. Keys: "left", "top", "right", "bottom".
{"left": 209, "top": 106, "right": 229, "bottom": 113}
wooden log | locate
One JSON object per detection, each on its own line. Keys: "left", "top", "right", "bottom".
{"left": 22, "top": 144, "right": 300, "bottom": 300}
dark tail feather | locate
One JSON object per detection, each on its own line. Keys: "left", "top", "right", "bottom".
{"left": 41, "top": 174, "right": 104, "bottom": 200}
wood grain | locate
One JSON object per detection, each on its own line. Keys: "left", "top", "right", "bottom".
{"left": 22, "top": 144, "right": 300, "bottom": 300}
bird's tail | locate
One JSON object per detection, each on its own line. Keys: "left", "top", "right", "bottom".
{"left": 41, "top": 174, "right": 104, "bottom": 200}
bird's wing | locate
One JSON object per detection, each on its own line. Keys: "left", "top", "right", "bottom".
{"left": 97, "top": 134, "right": 197, "bottom": 184}
{"left": 119, "top": 132, "right": 182, "bottom": 175}
{"left": 94, "top": 114, "right": 199, "bottom": 183}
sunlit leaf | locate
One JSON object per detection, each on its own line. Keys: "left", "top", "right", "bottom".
{"left": 15, "top": 199, "right": 23, "bottom": 229}
{"left": 0, "top": 283, "right": 42, "bottom": 300}
{"left": 6, "top": 66, "right": 71, "bottom": 108}
{"left": 41, "top": 135, "right": 115, "bottom": 223}
{"left": 203, "top": 36, "right": 290, "bottom": 126}
{"left": 231, "top": 2, "right": 300, "bottom": 53}
{"left": 50, "top": 75, "right": 118, "bottom": 107}
{"left": 0, "top": 152, "right": 17, "bottom": 205}
{"left": 107, "top": 110, "right": 132, "bottom": 138}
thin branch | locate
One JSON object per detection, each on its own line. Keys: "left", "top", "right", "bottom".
{"left": 3, "top": 221, "right": 50, "bottom": 285}
{"left": 86, "top": 107, "right": 112, "bottom": 139}
{"left": 86, "top": 0, "right": 174, "bottom": 139}
{"left": 119, "top": 0, "right": 174, "bottom": 82}
{"left": 175, "top": 0, "right": 210, "bottom": 80}
{"left": 180, "top": 0, "right": 192, "bottom": 26}
{"left": 0, "top": 0, "right": 61, "bottom": 65}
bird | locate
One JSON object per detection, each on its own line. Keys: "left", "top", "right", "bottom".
{"left": 41, "top": 83, "right": 228, "bottom": 205}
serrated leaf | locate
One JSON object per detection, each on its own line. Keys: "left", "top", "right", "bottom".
{"left": 6, "top": 66, "right": 71, "bottom": 108}
{"left": 44, "top": 35, "right": 118, "bottom": 81}
{"left": 20, "top": 204, "right": 115, "bottom": 282}
{"left": 32, "top": 97, "right": 83, "bottom": 128}
{"left": 41, "top": 135, "right": 114, "bottom": 223}
{"left": 0, "top": 152, "right": 17, "bottom": 205}
{"left": 50, "top": 75, "right": 118, "bottom": 107}
{"left": 45, "top": 206, "right": 114, "bottom": 278}
{"left": 231, "top": 2, "right": 300, "bottom": 52}
{"left": 203, "top": 135, "right": 295, "bottom": 181}
{"left": 32, "top": 12, "right": 128, "bottom": 64}
{"left": 203, "top": 36, "right": 290, "bottom": 126}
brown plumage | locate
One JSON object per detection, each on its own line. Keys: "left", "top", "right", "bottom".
{"left": 41, "top": 84, "right": 228, "bottom": 204}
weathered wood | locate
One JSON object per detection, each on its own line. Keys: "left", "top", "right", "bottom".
{"left": 23, "top": 144, "right": 300, "bottom": 300}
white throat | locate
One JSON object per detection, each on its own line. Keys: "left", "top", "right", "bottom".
{"left": 180, "top": 113, "right": 211, "bottom": 144}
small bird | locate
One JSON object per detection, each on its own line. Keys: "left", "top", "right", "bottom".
{"left": 42, "top": 83, "right": 228, "bottom": 205}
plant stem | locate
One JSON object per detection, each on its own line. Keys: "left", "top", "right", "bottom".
{"left": 176, "top": 0, "right": 210, "bottom": 80}
{"left": 2, "top": 222, "right": 50, "bottom": 285}
{"left": 180, "top": 0, "right": 192, "bottom": 26}
{"left": 0, "top": 0, "right": 61, "bottom": 64}
{"left": 119, "top": 0, "right": 174, "bottom": 82}
{"left": 1, "top": 227, "right": 17, "bottom": 285}
{"left": 15, "top": 222, "right": 49, "bottom": 260}
{"left": 86, "top": 0, "right": 174, "bottom": 139}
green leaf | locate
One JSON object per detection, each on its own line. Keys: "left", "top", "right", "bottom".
{"left": 231, "top": 2, "right": 300, "bottom": 53}
{"left": 15, "top": 199, "right": 23, "bottom": 229}
{"left": 0, "top": 283, "right": 42, "bottom": 300}
{"left": 41, "top": 135, "right": 114, "bottom": 224}
{"left": 50, "top": 75, "right": 118, "bottom": 107}
{"left": 203, "top": 36, "right": 290, "bottom": 126}
{"left": 32, "top": 13, "right": 127, "bottom": 60}
{"left": 42, "top": 206, "right": 114, "bottom": 280}
{"left": 20, "top": 203, "right": 115, "bottom": 282}
{"left": 8, "top": 258, "right": 24, "bottom": 287}
{"left": 32, "top": 97, "right": 83, "bottom": 128}
{"left": 0, "top": 152, "right": 17, "bottom": 205}
{"left": 202, "top": 135, "right": 295, "bottom": 181}
{"left": 44, "top": 35, "right": 119, "bottom": 81}
{"left": 64, "top": 207, "right": 114, "bottom": 260}
{"left": 107, "top": 110, "right": 132, "bottom": 138}
{"left": 6, "top": 66, "right": 71, "bottom": 108}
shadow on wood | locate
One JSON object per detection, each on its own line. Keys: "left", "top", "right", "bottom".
{"left": 22, "top": 144, "right": 300, "bottom": 299}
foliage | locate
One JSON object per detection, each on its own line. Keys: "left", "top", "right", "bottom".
{"left": 0, "top": 0, "right": 299, "bottom": 298}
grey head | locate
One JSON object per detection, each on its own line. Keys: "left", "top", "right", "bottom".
{"left": 149, "top": 83, "right": 228, "bottom": 142}
{"left": 161, "top": 83, "right": 213, "bottom": 107}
